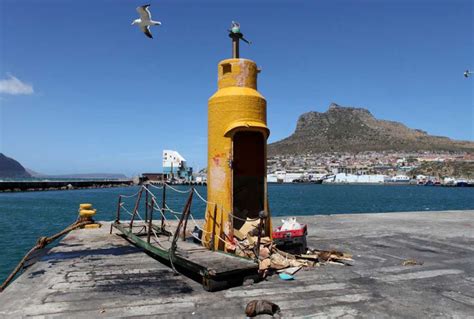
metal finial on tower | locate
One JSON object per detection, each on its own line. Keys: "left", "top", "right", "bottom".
{"left": 228, "top": 21, "right": 251, "bottom": 58}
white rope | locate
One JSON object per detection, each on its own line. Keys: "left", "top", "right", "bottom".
{"left": 193, "top": 188, "right": 209, "bottom": 204}
{"left": 165, "top": 204, "right": 183, "bottom": 216}
{"left": 189, "top": 214, "right": 212, "bottom": 234}
{"left": 119, "top": 189, "right": 142, "bottom": 198}
{"left": 120, "top": 203, "right": 144, "bottom": 221}
{"left": 148, "top": 183, "right": 164, "bottom": 190}
{"left": 165, "top": 184, "right": 193, "bottom": 194}
{"left": 151, "top": 204, "right": 169, "bottom": 221}
{"left": 151, "top": 203, "right": 181, "bottom": 223}
{"left": 142, "top": 186, "right": 159, "bottom": 200}
{"left": 151, "top": 227, "right": 168, "bottom": 248}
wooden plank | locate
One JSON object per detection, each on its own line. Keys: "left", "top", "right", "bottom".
{"left": 112, "top": 221, "right": 258, "bottom": 290}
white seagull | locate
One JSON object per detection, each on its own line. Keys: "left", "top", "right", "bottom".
{"left": 132, "top": 4, "right": 161, "bottom": 39}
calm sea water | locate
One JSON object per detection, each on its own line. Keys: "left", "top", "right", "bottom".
{"left": 1, "top": 184, "right": 473, "bottom": 282}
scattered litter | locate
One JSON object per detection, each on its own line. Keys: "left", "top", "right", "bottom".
{"left": 278, "top": 273, "right": 294, "bottom": 280}
{"left": 191, "top": 226, "right": 202, "bottom": 244}
{"left": 235, "top": 218, "right": 260, "bottom": 240}
{"left": 245, "top": 300, "right": 281, "bottom": 318}
{"left": 273, "top": 217, "right": 307, "bottom": 255}
{"left": 234, "top": 218, "right": 353, "bottom": 280}
{"left": 277, "top": 266, "right": 301, "bottom": 275}
{"left": 280, "top": 217, "right": 303, "bottom": 231}
{"left": 259, "top": 258, "right": 271, "bottom": 271}
{"left": 402, "top": 259, "right": 423, "bottom": 266}
{"left": 99, "top": 309, "right": 106, "bottom": 314}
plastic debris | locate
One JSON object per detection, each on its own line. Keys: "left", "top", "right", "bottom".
{"left": 245, "top": 300, "right": 281, "bottom": 318}
{"left": 280, "top": 217, "right": 303, "bottom": 231}
{"left": 277, "top": 266, "right": 302, "bottom": 275}
{"left": 278, "top": 273, "right": 294, "bottom": 280}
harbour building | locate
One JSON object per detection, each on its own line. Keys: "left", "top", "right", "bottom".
{"left": 162, "top": 150, "right": 193, "bottom": 181}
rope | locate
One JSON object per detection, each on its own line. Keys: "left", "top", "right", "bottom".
{"left": 147, "top": 183, "right": 164, "bottom": 190}
{"left": 119, "top": 186, "right": 237, "bottom": 256}
{"left": 151, "top": 227, "right": 168, "bottom": 248}
{"left": 189, "top": 214, "right": 212, "bottom": 234}
{"left": 119, "top": 189, "right": 142, "bottom": 198}
{"left": 165, "top": 204, "right": 183, "bottom": 216}
{"left": 0, "top": 220, "right": 92, "bottom": 292}
{"left": 120, "top": 203, "right": 144, "bottom": 221}
{"left": 142, "top": 186, "right": 159, "bottom": 201}
{"left": 165, "top": 184, "right": 193, "bottom": 194}
{"left": 193, "top": 188, "right": 209, "bottom": 203}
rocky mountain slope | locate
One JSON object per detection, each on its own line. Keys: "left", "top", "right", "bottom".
{"left": 268, "top": 103, "right": 474, "bottom": 155}
{"left": 410, "top": 161, "right": 474, "bottom": 179}
{"left": 0, "top": 153, "right": 31, "bottom": 178}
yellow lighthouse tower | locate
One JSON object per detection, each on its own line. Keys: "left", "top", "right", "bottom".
{"left": 203, "top": 23, "right": 271, "bottom": 251}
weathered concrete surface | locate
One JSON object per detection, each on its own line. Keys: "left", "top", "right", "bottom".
{"left": 0, "top": 210, "right": 473, "bottom": 318}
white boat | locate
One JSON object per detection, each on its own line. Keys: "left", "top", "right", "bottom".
{"left": 386, "top": 175, "right": 411, "bottom": 184}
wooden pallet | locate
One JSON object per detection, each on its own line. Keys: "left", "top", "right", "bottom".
{"left": 112, "top": 221, "right": 259, "bottom": 291}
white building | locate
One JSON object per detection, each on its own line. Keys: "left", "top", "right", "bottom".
{"left": 162, "top": 150, "right": 193, "bottom": 181}
{"left": 324, "top": 173, "right": 385, "bottom": 184}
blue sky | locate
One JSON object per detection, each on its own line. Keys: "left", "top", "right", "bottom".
{"left": 0, "top": 0, "right": 472, "bottom": 176}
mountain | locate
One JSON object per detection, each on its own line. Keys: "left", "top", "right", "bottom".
{"left": 25, "top": 168, "right": 43, "bottom": 177}
{"left": 410, "top": 161, "right": 474, "bottom": 179}
{"left": 25, "top": 170, "right": 128, "bottom": 179}
{"left": 268, "top": 103, "right": 474, "bottom": 155}
{"left": 0, "top": 153, "right": 31, "bottom": 178}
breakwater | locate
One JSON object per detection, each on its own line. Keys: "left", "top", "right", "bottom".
{"left": 0, "top": 180, "right": 133, "bottom": 192}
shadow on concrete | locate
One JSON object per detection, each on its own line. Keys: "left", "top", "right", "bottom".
{"left": 43, "top": 245, "right": 140, "bottom": 264}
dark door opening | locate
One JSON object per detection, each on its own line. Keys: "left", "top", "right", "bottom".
{"left": 232, "top": 131, "right": 265, "bottom": 229}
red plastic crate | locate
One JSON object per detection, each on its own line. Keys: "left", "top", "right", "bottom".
{"left": 272, "top": 224, "right": 307, "bottom": 239}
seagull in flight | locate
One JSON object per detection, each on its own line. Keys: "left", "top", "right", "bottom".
{"left": 464, "top": 70, "right": 471, "bottom": 78}
{"left": 132, "top": 4, "right": 161, "bottom": 39}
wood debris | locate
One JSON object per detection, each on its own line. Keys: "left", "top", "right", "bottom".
{"left": 402, "top": 259, "right": 423, "bottom": 266}
{"left": 234, "top": 219, "right": 353, "bottom": 278}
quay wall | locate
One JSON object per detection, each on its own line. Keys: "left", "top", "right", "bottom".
{"left": 0, "top": 180, "right": 133, "bottom": 192}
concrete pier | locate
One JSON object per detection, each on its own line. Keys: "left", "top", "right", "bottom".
{"left": 1, "top": 210, "right": 473, "bottom": 318}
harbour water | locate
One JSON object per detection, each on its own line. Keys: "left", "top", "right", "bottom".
{"left": 1, "top": 184, "right": 473, "bottom": 283}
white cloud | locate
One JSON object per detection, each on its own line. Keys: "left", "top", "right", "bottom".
{"left": 0, "top": 74, "right": 34, "bottom": 95}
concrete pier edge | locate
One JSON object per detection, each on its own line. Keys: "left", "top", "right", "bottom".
{"left": 0, "top": 210, "right": 473, "bottom": 318}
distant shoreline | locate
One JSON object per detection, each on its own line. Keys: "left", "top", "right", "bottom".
{"left": 0, "top": 180, "right": 134, "bottom": 193}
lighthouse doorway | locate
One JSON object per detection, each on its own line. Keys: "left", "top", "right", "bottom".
{"left": 232, "top": 131, "right": 265, "bottom": 229}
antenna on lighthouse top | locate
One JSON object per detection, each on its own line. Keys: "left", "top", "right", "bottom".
{"left": 228, "top": 21, "right": 251, "bottom": 59}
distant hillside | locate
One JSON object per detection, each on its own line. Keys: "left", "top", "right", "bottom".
{"left": 269, "top": 103, "right": 474, "bottom": 156}
{"left": 410, "top": 161, "right": 474, "bottom": 179}
{"left": 0, "top": 153, "right": 31, "bottom": 178}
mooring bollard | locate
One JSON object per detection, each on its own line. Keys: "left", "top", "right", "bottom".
{"left": 78, "top": 203, "right": 101, "bottom": 229}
